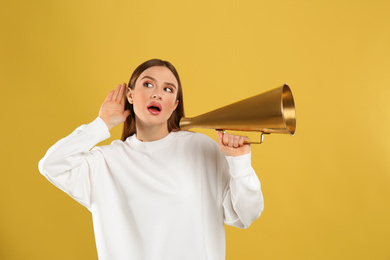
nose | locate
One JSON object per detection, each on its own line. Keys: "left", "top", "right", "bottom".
{"left": 151, "top": 89, "right": 162, "bottom": 100}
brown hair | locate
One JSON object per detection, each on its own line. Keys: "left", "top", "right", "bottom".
{"left": 121, "top": 59, "right": 185, "bottom": 141}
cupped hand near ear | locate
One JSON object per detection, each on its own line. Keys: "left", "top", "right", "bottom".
{"left": 99, "top": 83, "right": 131, "bottom": 131}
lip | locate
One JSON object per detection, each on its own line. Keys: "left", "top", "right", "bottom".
{"left": 147, "top": 102, "right": 163, "bottom": 115}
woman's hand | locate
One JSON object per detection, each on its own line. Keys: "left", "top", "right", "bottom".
{"left": 99, "top": 83, "right": 131, "bottom": 131}
{"left": 216, "top": 130, "right": 251, "bottom": 157}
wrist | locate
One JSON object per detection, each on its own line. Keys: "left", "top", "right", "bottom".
{"left": 99, "top": 116, "right": 114, "bottom": 131}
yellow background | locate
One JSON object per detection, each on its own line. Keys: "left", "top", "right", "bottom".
{"left": 1, "top": 0, "right": 390, "bottom": 259}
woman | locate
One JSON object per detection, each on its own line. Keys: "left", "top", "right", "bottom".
{"left": 39, "top": 59, "right": 264, "bottom": 260}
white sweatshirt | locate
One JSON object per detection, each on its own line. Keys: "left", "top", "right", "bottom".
{"left": 38, "top": 117, "right": 264, "bottom": 260}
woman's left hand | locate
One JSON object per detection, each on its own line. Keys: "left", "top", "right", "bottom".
{"left": 216, "top": 130, "right": 251, "bottom": 157}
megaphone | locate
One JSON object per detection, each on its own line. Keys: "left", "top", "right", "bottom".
{"left": 179, "top": 84, "right": 296, "bottom": 143}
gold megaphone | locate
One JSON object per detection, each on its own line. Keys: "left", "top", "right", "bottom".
{"left": 179, "top": 84, "right": 296, "bottom": 144}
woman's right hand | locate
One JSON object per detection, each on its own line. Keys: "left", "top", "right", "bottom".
{"left": 98, "top": 83, "right": 131, "bottom": 131}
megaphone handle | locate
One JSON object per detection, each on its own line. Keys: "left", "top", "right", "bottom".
{"left": 217, "top": 130, "right": 267, "bottom": 145}
{"left": 244, "top": 132, "right": 269, "bottom": 144}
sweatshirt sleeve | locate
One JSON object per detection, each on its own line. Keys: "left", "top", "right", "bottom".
{"left": 38, "top": 117, "right": 111, "bottom": 210}
{"left": 221, "top": 153, "right": 264, "bottom": 229}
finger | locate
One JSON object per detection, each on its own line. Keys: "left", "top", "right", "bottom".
{"left": 112, "top": 84, "right": 122, "bottom": 100}
{"left": 228, "top": 134, "right": 235, "bottom": 147}
{"left": 216, "top": 130, "right": 223, "bottom": 145}
{"left": 105, "top": 90, "right": 114, "bottom": 102}
{"left": 118, "top": 83, "right": 127, "bottom": 104}
{"left": 238, "top": 136, "right": 245, "bottom": 146}
{"left": 233, "top": 135, "right": 240, "bottom": 148}
{"left": 223, "top": 132, "right": 229, "bottom": 146}
{"left": 239, "top": 136, "right": 250, "bottom": 146}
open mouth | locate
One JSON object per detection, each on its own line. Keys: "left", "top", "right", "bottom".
{"left": 147, "top": 102, "right": 162, "bottom": 115}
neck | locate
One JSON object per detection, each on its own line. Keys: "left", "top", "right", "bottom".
{"left": 135, "top": 121, "right": 170, "bottom": 142}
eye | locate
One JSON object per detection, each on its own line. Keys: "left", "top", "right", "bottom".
{"left": 164, "top": 87, "right": 174, "bottom": 93}
{"left": 143, "top": 82, "right": 153, "bottom": 88}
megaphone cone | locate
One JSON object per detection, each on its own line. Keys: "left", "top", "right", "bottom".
{"left": 180, "top": 84, "right": 296, "bottom": 137}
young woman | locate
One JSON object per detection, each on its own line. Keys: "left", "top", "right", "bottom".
{"left": 39, "top": 59, "right": 264, "bottom": 260}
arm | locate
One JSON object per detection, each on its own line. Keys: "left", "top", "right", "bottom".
{"left": 38, "top": 83, "right": 129, "bottom": 208}
{"left": 216, "top": 131, "right": 264, "bottom": 228}
{"left": 38, "top": 118, "right": 110, "bottom": 208}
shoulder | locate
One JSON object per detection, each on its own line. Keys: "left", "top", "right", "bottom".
{"left": 174, "top": 131, "right": 216, "bottom": 144}
{"left": 91, "top": 138, "right": 126, "bottom": 154}
{"left": 173, "top": 131, "right": 227, "bottom": 170}
{"left": 172, "top": 131, "right": 220, "bottom": 152}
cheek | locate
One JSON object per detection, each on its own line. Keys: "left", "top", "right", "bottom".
{"left": 131, "top": 95, "right": 146, "bottom": 113}
{"left": 132, "top": 90, "right": 148, "bottom": 104}
{"left": 166, "top": 99, "right": 178, "bottom": 111}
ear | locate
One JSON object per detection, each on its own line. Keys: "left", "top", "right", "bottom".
{"left": 127, "top": 88, "right": 133, "bottom": 104}
{"left": 173, "top": 100, "right": 179, "bottom": 111}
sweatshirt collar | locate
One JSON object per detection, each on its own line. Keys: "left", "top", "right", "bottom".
{"left": 126, "top": 131, "right": 177, "bottom": 152}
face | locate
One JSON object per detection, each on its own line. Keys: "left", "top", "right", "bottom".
{"left": 127, "top": 66, "right": 179, "bottom": 128}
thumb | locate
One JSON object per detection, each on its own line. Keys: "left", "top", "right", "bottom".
{"left": 123, "top": 109, "right": 131, "bottom": 118}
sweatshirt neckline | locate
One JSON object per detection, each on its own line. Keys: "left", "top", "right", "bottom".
{"left": 126, "top": 131, "right": 177, "bottom": 151}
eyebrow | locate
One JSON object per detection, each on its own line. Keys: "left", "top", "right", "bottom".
{"left": 141, "top": 76, "right": 177, "bottom": 89}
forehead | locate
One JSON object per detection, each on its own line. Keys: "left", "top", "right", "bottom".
{"left": 137, "top": 66, "right": 178, "bottom": 86}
